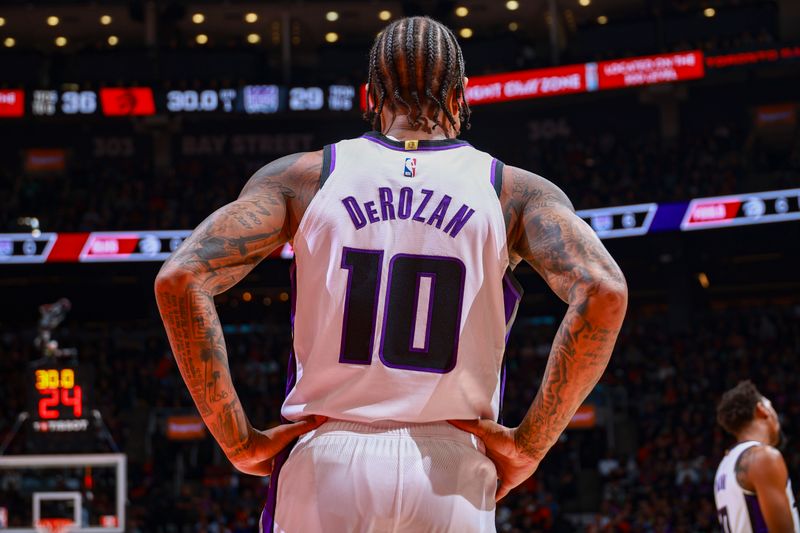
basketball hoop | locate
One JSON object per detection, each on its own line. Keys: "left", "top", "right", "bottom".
{"left": 36, "top": 518, "right": 75, "bottom": 533}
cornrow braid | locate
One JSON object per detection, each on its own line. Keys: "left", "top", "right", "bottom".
{"left": 452, "top": 30, "right": 471, "bottom": 129}
{"left": 437, "top": 26, "right": 459, "bottom": 131}
{"left": 404, "top": 17, "right": 424, "bottom": 129}
{"left": 423, "top": 23, "right": 446, "bottom": 130}
{"left": 365, "top": 33, "right": 386, "bottom": 130}
{"left": 384, "top": 22, "right": 413, "bottom": 118}
{"left": 364, "top": 16, "right": 471, "bottom": 135}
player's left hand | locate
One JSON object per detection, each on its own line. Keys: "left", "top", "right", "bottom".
{"left": 229, "top": 415, "right": 328, "bottom": 476}
{"left": 448, "top": 418, "right": 540, "bottom": 502}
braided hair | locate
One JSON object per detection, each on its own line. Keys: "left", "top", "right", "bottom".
{"left": 364, "top": 16, "right": 471, "bottom": 134}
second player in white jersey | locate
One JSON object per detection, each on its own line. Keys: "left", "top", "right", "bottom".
{"left": 715, "top": 441, "right": 800, "bottom": 533}
{"left": 284, "top": 132, "right": 520, "bottom": 424}
{"left": 715, "top": 382, "right": 799, "bottom": 533}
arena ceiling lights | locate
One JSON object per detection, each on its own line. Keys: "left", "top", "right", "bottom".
{"left": 0, "top": 0, "right": 736, "bottom": 49}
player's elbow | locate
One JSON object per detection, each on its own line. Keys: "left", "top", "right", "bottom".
{"left": 154, "top": 265, "right": 195, "bottom": 298}
{"left": 585, "top": 274, "right": 628, "bottom": 321}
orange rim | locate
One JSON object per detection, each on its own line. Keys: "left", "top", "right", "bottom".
{"left": 36, "top": 518, "right": 75, "bottom": 533}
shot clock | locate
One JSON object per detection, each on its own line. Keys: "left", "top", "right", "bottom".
{"left": 28, "top": 363, "right": 93, "bottom": 437}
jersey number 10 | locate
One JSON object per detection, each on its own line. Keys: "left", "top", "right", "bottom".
{"left": 339, "top": 248, "right": 465, "bottom": 373}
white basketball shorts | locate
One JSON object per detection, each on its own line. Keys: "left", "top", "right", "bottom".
{"left": 260, "top": 419, "right": 497, "bottom": 532}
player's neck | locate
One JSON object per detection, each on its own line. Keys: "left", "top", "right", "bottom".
{"left": 737, "top": 424, "right": 773, "bottom": 446}
{"left": 381, "top": 115, "right": 457, "bottom": 141}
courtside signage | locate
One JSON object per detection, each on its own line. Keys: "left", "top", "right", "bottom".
{"left": 681, "top": 188, "right": 800, "bottom": 230}
{"left": 576, "top": 203, "right": 658, "bottom": 239}
{"left": 2, "top": 188, "right": 798, "bottom": 264}
{"left": 78, "top": 231, "right": 191, "bottom": 262}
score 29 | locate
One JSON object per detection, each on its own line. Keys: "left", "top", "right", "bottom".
{"left": 35, "top": 368, "right": 83, "bottom": 419}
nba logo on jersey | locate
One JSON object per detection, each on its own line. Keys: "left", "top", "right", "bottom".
{"left": 404, "top": 157, "right": 417, "bottom": 177}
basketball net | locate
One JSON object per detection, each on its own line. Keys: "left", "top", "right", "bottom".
{"left": 36, "top": 518, "right": 75, "bottom": 533}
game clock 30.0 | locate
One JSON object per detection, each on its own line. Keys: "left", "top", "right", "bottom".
{"left": 28, "top": 364, "right": 93, "bottom": 434}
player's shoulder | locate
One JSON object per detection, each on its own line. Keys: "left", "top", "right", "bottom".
{"left": 500, "top": 165, "right": 575, "bottom": 227}
{"left": 739, "top": 443, "right": 788, "bottom": 486}
{"left": 499, "top": 164, "right": 574, "bottom": 213}
{"left": 240, "top": 150, "right": 324, "bottom": 201}
{"left": 748, "top": 444, "right": 787, "bottom": 468}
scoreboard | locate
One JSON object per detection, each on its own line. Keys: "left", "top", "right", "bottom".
{"left": 28, "top": 363, "right": 93, "bottom": 436}
{"left": 11, "top": 84, "right": 360, "bottom": 118}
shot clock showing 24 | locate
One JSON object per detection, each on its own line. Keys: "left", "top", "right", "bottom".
{"left": 27, "top": 363, "right": 94, "bottom": 448}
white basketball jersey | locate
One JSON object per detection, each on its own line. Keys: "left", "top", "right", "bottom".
{"left": 281, "top": 132, "right": 521, "bottom": 423}
{"left": 714, "top": 441, "right": 800, "bottom": 532}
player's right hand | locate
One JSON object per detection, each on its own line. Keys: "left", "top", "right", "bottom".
{"left": 229, "top": 415, "right": 328, "bottom": 476}
{"left": 448, "top": 418, "right": 540, "bottom": 502}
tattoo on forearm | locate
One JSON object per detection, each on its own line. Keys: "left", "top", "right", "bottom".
{"left": 155, "top": 151, "right": 323, "bottom": 461}
{"left": 515, "top": 296, "right": 621, "bottom": 460}
{"left": 502, "top": 166, "right": 627, "bottom": 461}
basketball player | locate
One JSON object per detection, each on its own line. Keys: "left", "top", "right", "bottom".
{"left": 155, "top": 16, "right": 627, "bottom": 531}
{"left": 714, "top": 380, "right": 800, "bottom": 532}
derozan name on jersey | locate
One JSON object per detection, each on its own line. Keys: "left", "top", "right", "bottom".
{"left": 342, "top": 187, "right": 475, "bottom": 238}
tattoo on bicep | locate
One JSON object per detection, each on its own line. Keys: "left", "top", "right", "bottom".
{"left": 736, "top": 447, "right": 754, "bottom": 486}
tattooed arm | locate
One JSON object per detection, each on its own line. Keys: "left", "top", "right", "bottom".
{"left": 737, "top": 446, "right": 795, "bottom": 532}
{"left": 506, "top": 166, "right": 627, "bottom": 457}
{"left": 451, "top": 166, "right": 627, "bottom": 500}
{"left": 154, "top": 151, "right": 326, "bottom": 476}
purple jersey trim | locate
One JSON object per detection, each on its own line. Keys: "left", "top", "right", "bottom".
{"left": 490, "top": 158, "right": 498, "bottom": 186}
{"left": 361, "top": 132, "right": 469, "bottom": 152}
{"left": 498, "top": 269, "right": 523, "bottom": 423}
{"left": 744, "top": 493, "right": 769, "bottom": 533}
{"left": 329, "top": 144, "right": 337, "bottom": 175}
{"left": 503, "top": 273, "right": 522, "bottom": 343}
{"left": 262, "top": 265, "right": 300, "bottom": 533}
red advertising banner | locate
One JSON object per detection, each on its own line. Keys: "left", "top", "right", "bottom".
{"left": 680, "top": 188, "right": 800, "bottom": 231}
{"left": 166, "top": 416, "right": 206, "bottom": 441}
{"left": 706, "top": 45, "right": 800, "bottom": 68}
{"left": 597, "top": 51, "right": 704, "bottom": 90}
{"left": 685, "top": 199, "right": 742, "bottom": 226}
{"left": 568, "top": 404, "right": 597, "bottom": 429}
{"left": 99, "top": 87, "right": 156, "bottom": 116}
{"left": 0, "top": 89, "right": 25, "bottom": 117}
{"left": 465, "top": 64, "right": 587, "bottom": 105}
{"left": 755, "top": 104, "right": 796, "bottom": 128}
{"left": 24, "top": 148, "right": 67, "bottom": 172}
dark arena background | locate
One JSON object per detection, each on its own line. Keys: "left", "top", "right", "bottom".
{"left": 1, "top": 0, "right": 799, "bottom": 532}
